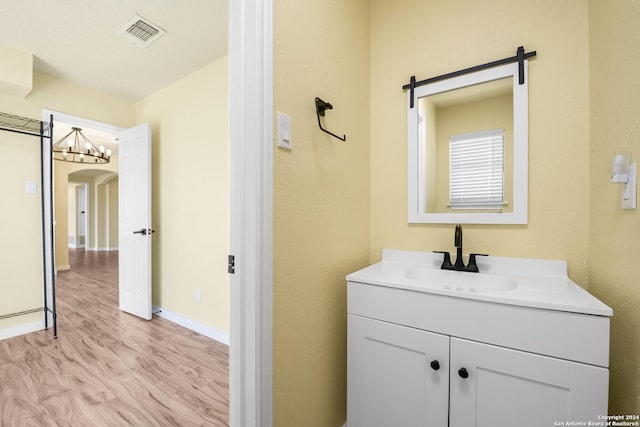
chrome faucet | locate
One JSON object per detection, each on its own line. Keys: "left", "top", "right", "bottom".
{"left": 434, "top": 224, "right": 487, "bottom": 273}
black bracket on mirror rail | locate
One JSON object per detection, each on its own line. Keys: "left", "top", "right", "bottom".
{"left": 315, "top": 97, "right": 346, "bottom": 141}
{"left": 403, "top": 46, "right": 537, "bottom": 108}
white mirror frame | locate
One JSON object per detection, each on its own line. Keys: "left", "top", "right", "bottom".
{"left": 407, "top": 61, "right": 528, "bottom": 224}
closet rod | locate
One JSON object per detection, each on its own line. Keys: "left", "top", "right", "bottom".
{"left": 0, "top": 125, "right": 46, "bottom": 138}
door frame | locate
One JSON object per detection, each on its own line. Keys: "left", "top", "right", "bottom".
{"left": 41, "top": 109, "right": 125, "bottom": 327}
{"left": 229, "top": 0, "right": 273, "bottom": 425}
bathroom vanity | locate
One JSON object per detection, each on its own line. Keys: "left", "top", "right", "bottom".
{"left": 346, "top": 250, "right": 612, "bottom": 427}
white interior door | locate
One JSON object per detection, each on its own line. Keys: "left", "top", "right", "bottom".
{"left": 76, "top": 186, "right": 86, "bottom": 247}
{"left": 118, "top": 123, "right": 152, "bottom": 320}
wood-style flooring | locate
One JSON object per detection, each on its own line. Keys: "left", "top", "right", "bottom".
{"left": 0, "top": 249, "right": 229, "bottom": 426}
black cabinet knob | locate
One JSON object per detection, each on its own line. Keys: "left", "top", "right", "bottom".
{"left": 430, "top": 360, "right": 440, "bottom": 371}
{"left": 458, "top": 367, "right": 469, "bottom": 379}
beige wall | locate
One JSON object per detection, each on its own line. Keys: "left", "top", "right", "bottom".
{"left": 0, "top": 43, "right": 32, "bottom": 97}
{"left": 136, "top": 56, "right": 229, "bottom": 333}
{"left": 34, "top": 74, "right": 136, "bottom": 127}
{"left": 370, "top": 0, "right": 591, "bottom": 284}
{"left": 589, "top": 0, "right": 640, "bottom": 414}
{"left": 273, "top": 0, "right": 371, "bottom": 425}
{"left": 107, "top": 176, "right": 119, "bottom": 249}
{"left": 0, "top": 131, "right": 43, "bottom": 328}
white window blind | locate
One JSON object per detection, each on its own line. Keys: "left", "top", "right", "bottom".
{"left": 449, "top": 129, "right": 504, "bottom": 209}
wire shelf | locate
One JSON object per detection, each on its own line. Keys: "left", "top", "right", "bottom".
{"left": 0, "top": 111, "right": 50, "bottom": 138}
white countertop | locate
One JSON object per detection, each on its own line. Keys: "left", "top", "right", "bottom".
{"left": 346, "top": 249, "right": 613, "bottom": 316}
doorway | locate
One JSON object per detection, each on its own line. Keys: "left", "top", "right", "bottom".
{"left": 48, "top": 115, "right": 123, "bottom": 275}
{"left": 75, "top": 185, "right": 86, "bottom": 248}
{"left": 67, "top": 172, "right": 119, "bottom": 255}
{"left": 44, "top": 104, "right": 233, "bottom": 417}
{"left": 39, "top": 2, "right": 265, "bottom": 417}
{"left": 47, "top": 113, "right": 157, "bottom": 323}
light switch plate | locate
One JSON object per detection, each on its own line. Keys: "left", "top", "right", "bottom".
{"left": 622, "top": 163, "right": 636, "bottom": 210}
{"left": 25, "top": 181, "right": 37, "bottom": 194}
{"left": 277, "top": 111, "right": 292, "bottom": 150}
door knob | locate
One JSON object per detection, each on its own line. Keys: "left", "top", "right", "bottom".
{"left": 430, "top": 360, "right": 440, "bottom": 371}
{"left": 133, "top": 228, "right": 147, "bottom": 235}
{"left": 458, "top": 367, "right": 469, "bottom": 379}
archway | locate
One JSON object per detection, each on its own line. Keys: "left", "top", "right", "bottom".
{"left": 66, "top": 170, "right": 119, "bottom": 261}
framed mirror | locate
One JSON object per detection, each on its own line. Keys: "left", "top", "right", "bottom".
{"left": 407, "top": 61, "right": 528, "bottom": 224}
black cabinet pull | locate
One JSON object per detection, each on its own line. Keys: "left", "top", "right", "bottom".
{"left": 458, "top": 367, "right": 469, "bottom": 379}
{"left": 430, "top": 360, "right": 440, "bottom": 371}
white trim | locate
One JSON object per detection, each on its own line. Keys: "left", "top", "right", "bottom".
{"left": 92, "top": 247, "right": 119, "bottom": 251}
{"left": 0, "top": 320, "right": 45, "bottom": 341}
{"left": 229, "top": 0, "right": 274, "bottom": 425}
{"left": 152, "top": 305, "right": 230, "bottom": 345}
{"left": 56, "top": 264, "right": 71, "bottom": 271}
{"left": 42, "top": 110, "right": 126, "bottom": 134}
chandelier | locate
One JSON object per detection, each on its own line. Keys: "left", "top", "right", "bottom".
{"left": 52, "top": 127, "right": 111, "bottom": 164}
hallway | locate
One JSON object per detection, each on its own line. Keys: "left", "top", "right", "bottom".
{"left": 0, "top": 249, "right": 229, "bottom": 426}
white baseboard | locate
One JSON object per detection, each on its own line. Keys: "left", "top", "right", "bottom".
{"left": 56, "top": 264, "right": 71, "bottom": 271}
{"left": 152, "top": 305, "right": 229, "bottom": 346}
{"left": 88, "top": 247, "right": 119, "bottom": 251}
{"left": 0, "top": 320, "right": 45, "bottom": 341}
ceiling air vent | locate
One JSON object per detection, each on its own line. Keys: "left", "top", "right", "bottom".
{"left": 117, "top": 14, "right": 166, "bottom": 48}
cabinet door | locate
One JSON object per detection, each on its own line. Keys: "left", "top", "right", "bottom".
{"left": 450, "top": 338, "right": 609, "bottom": 427}
{"left": 347, "top": 315, "right": 449, "bottom": 427}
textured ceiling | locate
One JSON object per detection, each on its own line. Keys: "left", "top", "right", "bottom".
{"left": 0, "top": 0, "right": 228, "bottom": 101}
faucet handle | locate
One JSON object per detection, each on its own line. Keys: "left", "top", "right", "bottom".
{"left": 467, "top": 253, "right": 488, "bottom": 272}
{"left": 433, "top": 251, "right": 452, "bottom": 268}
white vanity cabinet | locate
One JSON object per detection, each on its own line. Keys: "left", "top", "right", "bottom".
{"left": 348, "top": 314, "right": 608, "bottom": 427}
{"left": 449, "top": 337, "right": 608, "bottom": 427}
{"left": 346, "top": 250, "right": 613, "bottom": 427}
{"left": 347, "top": 315, "right": 449, "bottom": 427}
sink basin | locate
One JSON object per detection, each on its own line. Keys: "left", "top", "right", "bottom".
{"left": 404, "top": 268, "right": 517, "bottom": 293}
{"left": 347, "top": 249, "right": 614, "bottom": 316}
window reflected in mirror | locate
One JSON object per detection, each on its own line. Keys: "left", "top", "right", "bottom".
{"left": 418, "top": 76, "right": 513, "bottom": 214}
